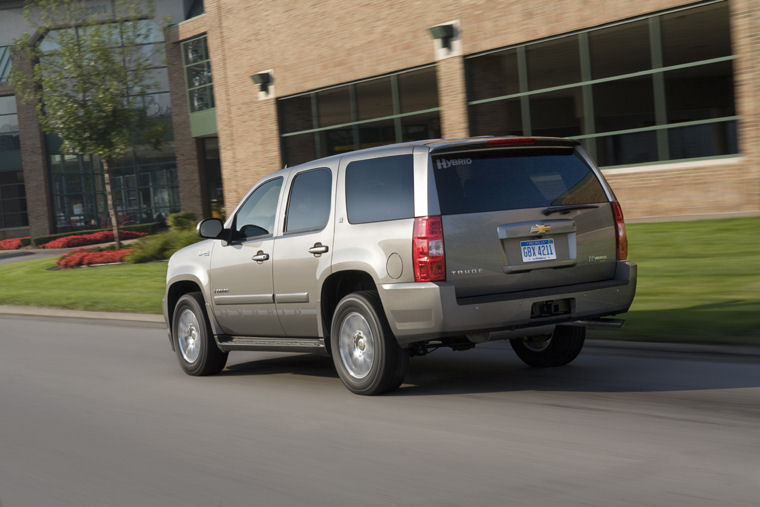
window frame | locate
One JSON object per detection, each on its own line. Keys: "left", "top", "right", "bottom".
{"left": 231, "top": 177, "right": 284, "bottom": 240}
{"left": 283, "top": 167, "right": 333, "bottom": 235}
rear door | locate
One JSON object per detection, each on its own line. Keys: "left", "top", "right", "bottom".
{"left": 272, "top": 166, "right": 335, "bottom": 337}
{"left": 431, "top": 143, "right": 616, "bottom": 299}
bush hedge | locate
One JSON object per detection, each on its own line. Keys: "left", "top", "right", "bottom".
{"left": 57, "top": 246, "right": 135, "bottom": 268}
{"left": 127, "top": 211, "right": 200, "bottom": 263}
{"left": 32, "top": 222, "right": 163, "bottom": 247}
{"left": 0, "top": 236, "right": 31, "bottom": 250}
{"left": 39, "top": 230, "right": 148, "bottom": 249}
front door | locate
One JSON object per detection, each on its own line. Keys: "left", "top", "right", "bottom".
{"left": 209, "top": 177, "right": 285, "bottom": 337}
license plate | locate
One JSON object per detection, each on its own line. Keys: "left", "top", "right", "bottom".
{"left": 520, "top": 239, "right": 557, "bottom": 263}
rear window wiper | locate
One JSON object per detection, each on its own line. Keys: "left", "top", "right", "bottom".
{"left": 542, "top": 204, "right": 601, "bottom": 215}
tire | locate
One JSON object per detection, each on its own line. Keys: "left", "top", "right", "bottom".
{"left": 172, "top": 292, "right": 228, "bottom": 376}
{"left": 330, "top": 291, "right": 409, "bottom": 395}
{"left": 510, "top": 325, "right": 585, "bottom": 367}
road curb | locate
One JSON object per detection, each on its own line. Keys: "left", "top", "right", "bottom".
{"left": 586, "top": 338, "right": 760, "bottom": 358}
{"left": 0, "top": 305, "right": 164, "bottom": 324}
{"left": 1, "top": 305, "right": 758, "bottom": 357}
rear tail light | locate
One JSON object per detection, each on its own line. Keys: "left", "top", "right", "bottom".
{"left": 413, "top": 216, "right": 446, "bottom": 282}
{"left": 611, "top": 201, "right": 628, "bottom": 261}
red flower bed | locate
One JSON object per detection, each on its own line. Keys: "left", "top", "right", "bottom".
{"left": 56, "top": 247, "right": 135, "bottom": 268}
{"left": 40, "top": 230, "right": 147, "bottom": 249}
{"left": 0, "top": 236, "right": 29, "bottom": 250}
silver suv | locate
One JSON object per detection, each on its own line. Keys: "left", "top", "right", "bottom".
{"left": 163, "top": 137, "right": 636, "bottom": 394}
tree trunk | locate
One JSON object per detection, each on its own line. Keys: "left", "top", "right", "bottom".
{"left": 101, "top": 158, "right": 121, "bottom": 249}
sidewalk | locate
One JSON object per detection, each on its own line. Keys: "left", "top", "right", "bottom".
{"left": 2, "top": 304, "right": 759, "bottom": 358}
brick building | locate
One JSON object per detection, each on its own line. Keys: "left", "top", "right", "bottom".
{"left": 1, "top": 0, "right": 758, "bottom": 240}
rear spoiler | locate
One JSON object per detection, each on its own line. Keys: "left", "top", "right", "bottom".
{"left": 429, "top": 136, "right": 579, "bottom": 155}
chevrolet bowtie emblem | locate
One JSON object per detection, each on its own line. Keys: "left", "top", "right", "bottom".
{"left": 530, "top": 224, "right": 552, "bottom": 234}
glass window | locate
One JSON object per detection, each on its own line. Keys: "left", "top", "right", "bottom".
{"left": 668, "top": 121, "right": 737, "bottom": 160}
{"left": 345, "top": 155, "right": 414, "bottom": 224}
{"left": 319, "top": 128, "right": 354, "bottom": 156}
{"left": 356, "top": 77, "right": 393, "bottom": 121}
{"left": 589, "top": 20, "right": 650, "bottom": 79}
{"left": 469, "top": 99, "right": 522, "bottom": 137}
{"left": 183, "top": 37, "right": 208, "bottom": 65}
{"left": 189, "top": 86, "right": 214, "bottom": 112}
{"left": 401, "top": 111, "right": 441, "bottom": 141}
{"left": 234, "top": 178, "right": 283, "bottom": 238}
{"left": 0, "top": 96, "right": 16, "bottom": 116}
{"left": 399, "top": 67, "right": 438, "bottom": 113}
{"left": 317, "top": 87, "right": 351, "bottom": 127}
{"left": 281, "top": 133, "right": 317, "bottom": 166}
{"left": 596, "top": 131, "right": 658, "bottom": 166}
{"left": 527, "top": 36, "right": 581, "bottom": 90}
{"left": 664, "top": 62, "right": 735, "bottom": 123}
{"left": 279, "top": 95, "right": 313, "bottom": 134}
{"left": 661, "top": 2, "right": 731, "bottom": 66}
{"left": 593, "top": 75, "right": 656, "bottom": 132}
{"left": 181, "top": 35, "right": 214, "bottom": 113}
{"left": 529, "top": 88, "right": 583, "bottom": 137}
{"left": 285, "top": 168, "right": 332, "bottom": 233}
{"left": 466, "top": 1, "right": 737, "bottom": 167}
{"left": 279, "top": 66, "right": 439, "bottom": 166}
{"left": 467, "top": 50, "right": 519, "bottom": 102}
{"left": 432, "top": 149, "right": 606, "bottom": 215}
{"left": 358, "top": 120, "right": 394, "bottom": 149}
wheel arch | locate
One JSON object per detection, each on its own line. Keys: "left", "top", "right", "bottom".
{"left": 320, "top": 270, "right": 378, "bottom": 351}
{"left": 166, "top": 280, "right": 205, "bottom": 342}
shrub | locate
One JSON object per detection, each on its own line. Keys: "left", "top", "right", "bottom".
{"left": 39, "top": 230, "right": 148, "bottom": 249}
{"left": 0, "top": 236, "right": 30, "bottom": 250}
{"left": 56, "top": 247, "right": 135, "bottom": 268}
{"left": 127, "top": 228, "right": 200, "bottom": 263}
{"left": 166, "top": 212, "right": 197, "bottom": 231}
{"left": 32, "top": 222, "right": 163, "bottom": 247}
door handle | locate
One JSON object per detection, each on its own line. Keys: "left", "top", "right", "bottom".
{"left": 252, "top": 251, "right": 270, "bottom": 262}
{"left": 308, "top": 243, "right": 329, "bottom": 256}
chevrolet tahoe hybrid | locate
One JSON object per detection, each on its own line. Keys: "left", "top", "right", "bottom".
{"left": 163, "top": 137, "right": 637, "bottom": 395}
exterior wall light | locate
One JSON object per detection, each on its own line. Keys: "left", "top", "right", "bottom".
{"left": 250, "top": 70, "right": 275, "bottom": 99}
{"left": 429, "top": 24, "right": 455, "bottom": 51}
{"left": 428, "top": 21, "right": 461, "bottom": 60}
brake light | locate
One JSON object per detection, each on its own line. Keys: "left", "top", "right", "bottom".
{"left": 486, "top": 137, "right": 537, "bottom": 146}
{"left": 611, "top": 201, "right": 628, "bottom": 261}
{"left": 413, "top": 216, "right": 446, "bottom": 282}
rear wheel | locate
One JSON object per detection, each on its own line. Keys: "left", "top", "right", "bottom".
{"left": 510, "top": 325, "right": 585, "bottom": 367}
{"left": 172, "top": 292, "right": 228, "bottom": 376}
{"left": 330, "top": 291, "right": 408, "bottom": 395}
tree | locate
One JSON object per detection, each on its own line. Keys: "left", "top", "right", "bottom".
{"left": 10, "top": 0, "right": 168, "bottom": 248}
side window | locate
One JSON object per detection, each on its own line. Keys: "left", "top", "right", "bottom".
{"left": 233, "top": 177, "right": 283, "bottom": 239}
{"left": 285, "top": 168, "right": 332, "bottom": 234}
{"left": 345, "top": 155, "right": 414, "bottom": 224}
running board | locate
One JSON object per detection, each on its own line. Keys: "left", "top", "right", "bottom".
{"left": 571, "top": 318, "right": 625, "bottom": 328}
{"left": 215, "top": 335, "right": 326, "bottom": 353}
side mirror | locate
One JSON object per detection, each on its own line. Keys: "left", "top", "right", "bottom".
{"left": 197, "top": 218, "right": 224, "bottom": 239}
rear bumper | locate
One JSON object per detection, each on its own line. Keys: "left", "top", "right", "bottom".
{"left": 379, "top": 261, "right": 637, "bottom": 346}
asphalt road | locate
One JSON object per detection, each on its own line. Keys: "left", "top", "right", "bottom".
{"left": 1, "top": 315, "right": 758, "bottom": 507}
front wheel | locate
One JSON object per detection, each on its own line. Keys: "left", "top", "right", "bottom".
{"left": 172, "top": 292, "right": 228, "bottom": 376}
{"left": 330, "top": 291, "right": 409, "bottom": 395}
{"left": 510, "top": 325, "right": 585, "bottom": 367}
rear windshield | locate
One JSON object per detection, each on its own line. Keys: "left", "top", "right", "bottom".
{"left": 432, "top": 148, "right": 607, "bottom": 215}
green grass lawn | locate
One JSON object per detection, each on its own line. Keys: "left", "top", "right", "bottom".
{"left": 591, "top": 217, "right": 760, "bottom": 345}
{"left": 0, "top": 217, "right": 758, "bottom": 344}
{"left": 0, "top": 257, "right": 166, "bottom": 314}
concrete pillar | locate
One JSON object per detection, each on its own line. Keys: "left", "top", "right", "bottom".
{"left": 435, "top": 55, "right": 470, "bottom": 139}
